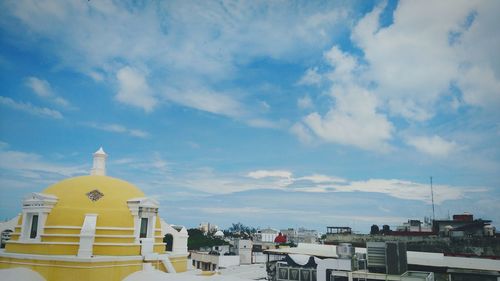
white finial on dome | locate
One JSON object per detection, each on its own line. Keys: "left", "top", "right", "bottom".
{"left": 90, "top": 147, "right": 108, "bottom": 176}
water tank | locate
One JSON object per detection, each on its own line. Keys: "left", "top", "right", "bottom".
{"left": 336, "top": 243, "right": 354, "bottom": 259}
{"left": 484, "top": 225, "right": 495, "bottom": 237}
{"left": 444, "top": 225, "right": 453, "bottom": 237}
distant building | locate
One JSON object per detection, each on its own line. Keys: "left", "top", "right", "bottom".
{"left": 234, "top": 239, "right": 252, "bottom": 265}
{"left": 326, "top": 226, "right": 352, "bottom": 235}
{"left": 191, "top": 251, "right": 239, "bottom": 271}
{"left": 192, "top": 239, "right": 253, "bottom": 271}
{"left": 395, "top": 219, "right": 433, "bottom": 234}
{"left": 199, "top": 222, "right": 219, "bottom": 234}
{"left": 199, "top": 244, "right": 231, "bottom": 255}
{"left": 281, "top": 227, "right": 318, "bottom": 244}
{"left": 274, "top": 232, "right": 287, "bottom": 243}
{"left": 255, "top": 228, "right": 279, "bottom": 243}
{"left": 264, "top": 242, "right": 500, "bottom": 281}
{"left": 433, "top": 213, "right": 494, "bottom": 237}
{"left": 213, "top": 230, "right": 224, "bottom": 239}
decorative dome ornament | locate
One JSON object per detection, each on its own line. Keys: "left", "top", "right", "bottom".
{"left": 86, "top": 189, "right": 104, "bottom": 202}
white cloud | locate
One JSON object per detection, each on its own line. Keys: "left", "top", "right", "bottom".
{"left": 298, "top": 67, "right": 322, "bottom": 86}
{"left": 0, "top": 96, "right": 63, "bottom": 119}
{"left": 458, "top": 65, "right": 500, "bottom": 108}
{"left": 25, "top": 77, "right": 71, "bottom": 108}
{"left": 296, "top": 174, "right": 346, "bottom": 184}
{"left": 246, "top": 118, "right": 285, "bottom": 129}
{"left": 259, "top": 101, "right": 271, "bottom": 112}
{"left": 1, "top": 1, "right": 352, "bottom": 122}
{"left": 351, "top": 1, "right": 500, "bottom": 120}
{"left": 332, "top": 179, "right": 466, "bottom": 205}
{"left": 247, "top": 170, "right": 292, "bottom": 179}
{"left": 290, "top": 123, "right": 314, "bottom": 144}
{"left": 26, "top": 77, "right": 52, "bottom": 97}
{"left": 406, "top": 135, "right": 459, "bottom": 157}
{"left": 302, "top": 91, "right": 393, "bottom": 152}
{"left": 0, "top": 145, "right": 86, "bottom": 177}
{"left": 164, "top": 87, "right": 243, "bottom": 118}
{"left": 297, "top": 95, "right": 313, "bottom": 110}
{"left": 116, "top": 66, "right": 157, "bottom": 112}
{"left": 295, "top": 46, "right": 394, "bottom": 152}
{"left": 83, "top": 122, "right": 150, "bottom": 138}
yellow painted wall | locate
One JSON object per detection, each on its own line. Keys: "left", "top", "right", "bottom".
{"left": 170, "top": 256, "right": 188, "bottom": 272}
{"left": 6, "top": 243, "right": 79, "bottom": 255}
{"left": 44, "top": 228, "right": 81, "bottom": 235}
{"left": 92, "top": 245, "right": 140, "bottom": 256}
{"left": 0, "top": 256, "right": 142, "bottom": 281}
{"left": 95, "top": 229, "right": 134, "bottom": 236}
{"left": 94, "top": 237, "right": 135, "bottom": 243}
{"left": 42, "top": 236, "right": 80, "bottom": 243}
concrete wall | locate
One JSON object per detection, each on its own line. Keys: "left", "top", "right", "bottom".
{"left": 325, "top": 234, "right": 500, "bottom": 256}
{"left": 191, "top": 252, "right": 240, "bottom": 270}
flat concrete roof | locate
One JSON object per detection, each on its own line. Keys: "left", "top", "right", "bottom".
{"left": 264, "top": 244, "right": 500, "bottom": 271}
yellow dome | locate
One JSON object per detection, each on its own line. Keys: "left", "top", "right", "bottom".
{"left": 43, "top": 175, "right": 145, "bottom": 228}
{"left": 6, "top": 175, "right": 165, "bottom": 256}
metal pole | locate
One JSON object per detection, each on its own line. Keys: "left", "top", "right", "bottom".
{"left": 431, "top": 176, "right": 435, "bottom": 221}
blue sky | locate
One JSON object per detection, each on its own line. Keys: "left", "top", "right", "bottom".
{"left": 1, "top": 0, "right": 499, "bottom": 232}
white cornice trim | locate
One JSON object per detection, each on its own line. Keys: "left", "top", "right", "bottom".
{"left": 95, "top": 234, "right": 135, "bottom": 238}
{"left": 41, "top": 234, "right": 80, "bottom": 237}
{"left": 0, "top": 260, "right": 141, "bottom": 269}
{"left": 95, "top": 227, "right": 135, "bottom": 231}
{"left": 93, "top": 242, "right": 138, "bottom": 246}
{"left": 44, "top": 226, "right": 81, "bottom": 229}
{"left": 7, "top": 240, "right": 79, "bottom": 245}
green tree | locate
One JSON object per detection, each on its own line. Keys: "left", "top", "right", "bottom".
{"left": 187, "top": 228, "right": 228, "bottom": 250}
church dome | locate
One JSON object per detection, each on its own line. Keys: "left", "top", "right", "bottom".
{"left": 5, "top": 148, "right": 165, "bottom": 257}
{"left": 43, "top": 175, "right": 145, "bottom": 228}
{"left": 0, "top": 147, "right": 190, "bottom": 280}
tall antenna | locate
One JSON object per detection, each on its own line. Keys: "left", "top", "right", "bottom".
{"left": 430, "top": 176, "right": 435, "bottom": 221}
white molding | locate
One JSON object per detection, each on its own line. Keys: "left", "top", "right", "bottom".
{"left": 0, "top": 260, "right": 141, "bottom": 269}
{"left": 95, "top": 226, "right": 134, "bottom": 231}
{"left": 93, "top": 242, "right": 139, "bottom": 246}
{"left": 44, "top": 226, "right": 81, "bottom": 230}
{"left": 78, "top": 214, "right": 98, "bottom": 258}
{"left": 41, "top": 234, "right": 80, "bottom": 237}
{"left": 95, "top": 234, "right": 135, "bottom": 238}
{"left": 7, "top": 240, "right": 79, "bottom": 245}
{"left": 164, "top": 252, "right": 189, "bottom": 259}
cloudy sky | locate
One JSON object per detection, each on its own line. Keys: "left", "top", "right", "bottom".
{"left": 1, "top": 0, "right": 499, "bottom": 232}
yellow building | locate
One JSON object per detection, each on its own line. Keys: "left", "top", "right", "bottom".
{"left": 0, "top": 148, "right": 189, "bottom": 281}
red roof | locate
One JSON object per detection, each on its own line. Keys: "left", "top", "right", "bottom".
{"left": 274, "top": 232, "right": 287, "bottom": 243}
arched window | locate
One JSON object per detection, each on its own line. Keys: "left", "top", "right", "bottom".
{"left": 163, "top": 233, "right": 174, "bottom": 252}
{"left": 1, "top": 229, "right": 13, "bottom": 248}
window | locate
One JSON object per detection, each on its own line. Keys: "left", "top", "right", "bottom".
{"left": 30, "top": 215, "right": 39, "bottom": 239}
{"left": 140, "top": 217, "right": 148, "bottom": 238}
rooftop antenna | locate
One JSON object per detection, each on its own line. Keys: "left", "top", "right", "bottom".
{"left": 430, "top": 176, "right": 435, "bottom": 221}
